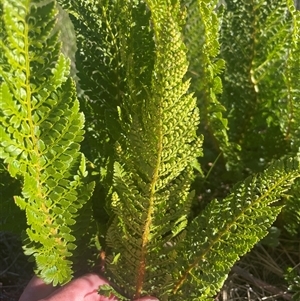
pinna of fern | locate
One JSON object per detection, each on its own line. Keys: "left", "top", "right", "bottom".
{"left": 0, "top": 0, "right": 95, "bottom": 285}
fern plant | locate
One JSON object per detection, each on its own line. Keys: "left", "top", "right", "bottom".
{"left": 0, "top": 0, "right": 300, "bottom": 300}
{"left": 0, "top": 0, "right": 95, "bottom": 285}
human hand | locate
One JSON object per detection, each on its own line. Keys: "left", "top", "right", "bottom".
{"left": 18, "top": 273, "right": 158, "bottom": 301}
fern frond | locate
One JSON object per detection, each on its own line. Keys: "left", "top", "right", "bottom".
{"left": 0, "top": 0, "right": 94, "bottom": 285}
{"left": 57, "top": 0, "right": 125, "bottom": 158}
{"left": 172, "top": 157, "right": 300, "bottom": 300}
{"left": 279, "top": 0, "right": 300, "bottom": 149}
{"left": 220, "top": 0, "right": 293, "bottom": 172}
{"left": 184, "top": 0, "right": 231, "bottom": 160}
{"left": 56, "top": 0, "right": 132, "bottom": 237}
{"left": 101, "top": 1, "right": 203, "bottom": 299}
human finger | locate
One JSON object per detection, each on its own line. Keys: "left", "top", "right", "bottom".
{"left": 18, "top": 275, "right": 56, "bottom": 301}
{"left": 38, "top": 273, "right": 117, "bottom": 301}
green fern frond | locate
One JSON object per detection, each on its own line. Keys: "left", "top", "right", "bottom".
{"left": 184, "top": 0, "right": 231, "bottom": 159}
{"left": 172, "top": 157, "right": 300, "bottom": 300}
{"left": 57, "top": 0, "right": 126, "bottom": 157}
{"left": 220, "top": 0, "right": 293, "bottom": 172}
{"left": 56, "top": 0, "right": 132, "bottom": 236}
{"left": 99, "top": 1, "right": 203, "bottom": 299}
{"left": 56, "top": 0, "right": 158, "bottom": 252}
{"left": 0, "top": 0, "right": 94, "bottom": 285}
{"left": 280, "top": 0, "right": 300, "bottom": 148}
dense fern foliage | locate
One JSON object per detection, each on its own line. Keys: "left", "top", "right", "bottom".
{"left": 0, "top": 0, "right": 300, "bottom": 300}
{"left": 220, "top": 0, "right": 299, "bottom": 172}
{"left": 220, "top": 0, "right": 300, "bottom": 235}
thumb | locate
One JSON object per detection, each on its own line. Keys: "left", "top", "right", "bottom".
{"left": 41, "top": 274, "right": 117, "bottom": 301}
